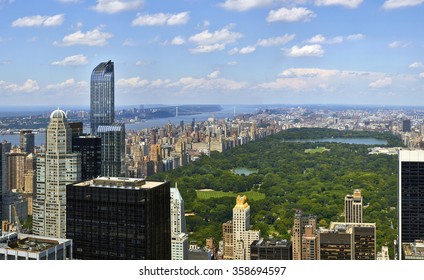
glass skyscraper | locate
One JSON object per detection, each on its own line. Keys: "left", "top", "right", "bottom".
{"left": 90, "top": 60, "right": 114, "bottom": 135}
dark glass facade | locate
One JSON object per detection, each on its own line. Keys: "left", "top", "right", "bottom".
{"left": 72, "top": 136, "right": 101, "bottom": 180}
{"left": 250, "top": 239, "right": 292, "bottom": 260}
{"left": 66, "top": 179, "right": 171, "bottom": 260}
{"left": 401, "top": 161, "right": 424, "bottom": 243}
{"left": 97, "top": 123, "right": 126, "bottom": 177}
{"left": 90, "top": 61, "right": 114, "bottom": 135}
{"left": 20, "top": 130, "right": 35, "bottom": 153}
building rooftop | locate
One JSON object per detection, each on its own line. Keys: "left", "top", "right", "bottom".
{"left": 0, "top": 233, "right": 70, "bottom": 253}
{"left": 72, "top": 176, "right": 166, "bottom": 190}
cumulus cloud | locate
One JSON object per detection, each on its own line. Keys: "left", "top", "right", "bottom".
{"left": 410, "top": 62, "right": 424, "bottom": 68}
{"left": 0, "top": 79, "right": 40, "bottom": 93}
{"left": 132, "top": 11, "right": 189, "bottom": 26}
{"left": 46, "top": 78, "right": 87, "bottom": 90}
{"left": 170, "top": 76, "right": 245, "bottom": 91}
{"left": 218, "top": 0, "right": 273, "bottom": 11}
{"left": 92, "top": 0, "right": 143, "bottom": 14}
{"left": 388, "top": 41, "right": 409, "bottom": 48}
{"left": 51, "top": 54, "right": 88, "bottom": 66}
{"left": 229, "top": 46, "right": 256, "bottom": 55}
{"left": 267, "top": 7, "right": 315, "bottom": 22}
{"left": 383, "top": 0, "right": 424, "bottom": 9}
{"left": 171, "top": 36, "right": 186, "bottom": 45}
{"left": 189, "top": 26, "right": 243, "bottom": 53}
{"left": 284, "top": 44, "right": 324, "bottom": 57}
{"left": 314, "top": 0, "right": 363, "bottom": 8}
{"left": 420, "top": 72, "right": 424, "bottom": 78}
{"left": 256, "top": 34, "right": 295, "bottom": 47}
{"left": 207, "top": 70, "right": 220, "bottom": 79}
{"left": 369, "top": 77, "right": 392, "bottom": 88}
{"left": 54, "top": 27, "right": 113, "bottom": 46}
{"left": 307, "top": 33, "right": 365, "bottom": 44}
{"left": 12, "top": 14, "right": 64, "bottom": 27}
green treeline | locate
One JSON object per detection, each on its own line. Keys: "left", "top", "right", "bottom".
{"left": 150, "top": 128, "right": 403, "bottom": 259}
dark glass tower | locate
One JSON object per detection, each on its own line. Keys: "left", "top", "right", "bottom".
{"left": 0, "top": 141, "right": 12, "bottom": 236}
{"left": 72, "top": 136, "right": 101, "bottom": 180}
{"left": 90, "top": 61, "right": 114, "bottom": 135}
{"left": 398, "top": 149, "right": 424, "bottom": 259}
{"left": 20, "top": 130, "right": 35, "bottom": 153}
{"left": 66, "top": 177, "right": 171, "bottom": 260}
{"left": 97, "top": 123, "right": 126, "bottom": 177}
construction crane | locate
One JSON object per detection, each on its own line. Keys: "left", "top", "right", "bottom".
{"left": 12, "top": 205, "right": 22, "bottom": 234}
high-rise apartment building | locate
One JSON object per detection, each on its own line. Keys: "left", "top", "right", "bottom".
{"left": 222, "top": 220, "right": 234, "bottom": 260}
{"left": 90, "top": 61, "right": 114, "bottom": 135}
{"left": 292, "top": 210, "right": 317, "bottom": 260}
{"left": 170, "top": 185, "right": 188, "bottom": 260}
{"left": 66, "top": 177, "right": 171, "bottom": 260}
{"left": 302, "top": 225, "right": 318, "bottom": 260}
{"left": 20, "top": 130, "right": 35, "bottom": 153}
{"left": 250, "top": 238, "right": 292, "bottom": 260}
{"left": 72, "top": 136, "right": 101, "bottom": 180}
{"left": 398, "top": 149, "right": 424, "bottom": 259}
{"left": 97, "top": 123, "right": 126, "bottom": 177}
{"left": 344, "top": 189, "right": 363, "bottom": 223}
{"left": 0, "top": 141, "right": 11, "bottom": 236}
{"left": 232, "top": 195, "right": 260, "bottom": 260}
{"left": 33, "top": 109, "right": 81, "bottom": 238}
{"left": 319, "top": 222, "right": 376, "bottom": 260}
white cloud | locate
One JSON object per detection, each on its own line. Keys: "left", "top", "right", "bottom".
{"left": 46, "top": 78, "right": 87, "bottom": 90}
{"left": 132, "top": 11, "right": 189, "bottom": 26}
{"left": 256, "top": 34, "right": 295, "bottom": 47}
{"left": 51, "top": 54, "right": 88, "bottom": 66}
{"left": 307, "top": 33, "right": 364, "bottom": 44}
{"left": 383, "top": 0, "right": 424, "bottom": 9}
{"left": 0, "top": 79, "right": 40, "bottom": 93}
{"left": 92, "top": 0, "right": 143, "bottom": 14}
{"left": 388, "top": 41, "right": 409, "bottom": 48}
{"left": 420, "top": 72, "right": 424, "bottom": 78}
{"left": 12, "top": 14, "right": 64, "bottom": 27}
{"left": 369, "top": 77, "right": 392, "bottom": 88}
{"left": 219, "top": 0, "right": 273, "bottom": 11}
{"left": 123, "top": 38, "right": 136, "bottom": 46}
{"left": 171, "top": 36, "right": 186, "bottom": 45}
{"left": 229, "top": 46, "right": 256, "bottom": 55}
{"left": 314, "top": 0, "right": 363, "bottom": 8}
{"left": 117, "top": 77, "right": 150, "bottom": 88}
{"left": 54, "top": 27, "right": 113, "bottom": 47}
{"left": 410, "top": 62, "right": 424, "bottom": 68}
{"left": 267, "top": 7, "right": 315, "bottom": 22}
{"left": 189, "top": 26, "right": 243, "bottom": 53}
{"left": 284, "top": 44, "right": 324, "bottom": 57}
{"left": 170, "top": 76, "right": 245, "bottom": 91}
{"left": 207, "top": 70, "right": 220, "bottom": 79}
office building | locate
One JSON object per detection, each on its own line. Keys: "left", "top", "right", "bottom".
{"left": 292, "top": 210, "right": 316, "bottom": 260}
{"left": 222, "top": 220, "right": 234, "bottom": 259}
{"left": 0, "top": 233, "right": 72, "bottom": 260}
{"left": 232, "top": 195, "right": 260, "bottom": 260}
{"left": 20, "top": 130, "right": 35, "bottom": 153}
{"left": 66, "top": 177, "right": 171, "bottom": 260}
{"left": 319, "top": 222, "right": 376, "bottom": 260}
{"left": 72, "top": 136, "right": 101, "bottom": 180}
{"left": 398, "top": 149, "right": 424, "bottom": 259}
{"left": 402, "top": 119, "right": 411, "bottom": 132}
{"left": 90, "top": 60, "right": 114, "bottom": 135}
{"left": 0, "top": 141, "right": 11, "bottom": 236}
{"left": 302, "top": 225, "right": 318, "bottom": 260}
{"left": 170, "top": 185, "right": 188, "bottom": 260}
{"left": 32, "top": 109, "right": 81, "bottom": 238}
{"left": 344, "top": 189, "right": 363, "bottom": 223}
{"left": 250, "top": 238, "right": 292, "bottom": 260}
{"left": 98, "top": 123, "right": 125, "bottom": 177}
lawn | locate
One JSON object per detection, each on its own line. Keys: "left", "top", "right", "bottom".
{"left": 196, "top": 190, "right": 265, "bottom": 201}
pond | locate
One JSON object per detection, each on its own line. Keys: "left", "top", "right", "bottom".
{"left": 232, "top": 167, "right": 259, "bottom": 176}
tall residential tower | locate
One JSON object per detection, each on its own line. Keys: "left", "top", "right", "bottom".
{"left": 90, "top": 61, "right": 114, "bottom": 135}
{"left": 345, "top": 189, "right": 363, "bottom": 223}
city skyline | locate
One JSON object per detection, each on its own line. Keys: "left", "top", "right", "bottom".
{"left": 0, "top": 0, "right": 423, "bottom": 106}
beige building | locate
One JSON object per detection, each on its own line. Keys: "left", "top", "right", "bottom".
{"left": 292, "top": 210, "right": 317, "bottom": 260}
{"left": 222, "top": 220, "right": 233, "bottom": 260}
{"left": 302, "top": 225, "right": 318, "bottom": 260}
{"left": 232, "top": 195, "right": 260, "bottom": 260}
{"left": 344, "top": 189, "right": 363, "bottom": 223}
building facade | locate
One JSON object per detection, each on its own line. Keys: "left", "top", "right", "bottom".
{"left": 98, "top": 123, "right": 126, "bottom": 177}
{"left": 398, "top": 149, "right": 424, "bottom": 259}
{"left": 170, "top": 185, "right": 188, "bottom": 260}
{"left": 72, "top": 136, "right": 101, "bottom": 180}
{"left": 232, "top": 195, "right": 260, "bottom": 260}
{"left": 66, "top": 177, "right": 171, "bottom": 260}
{"left": 292, "top": 210, "right": 317, "bottom": 260}
{"left": 33, "top": 109, "right": 81, "bottom": 238}
{"left": 250, "top": 238, "right": 292, "bottom": 260}
{"left": 0, "top": 141, "right": 11, "bottom": 236}
{"left": 20, "top": 130, "right": 35, "bottom": 154}
{"left": 344, "top": 189, "right": 363, "bottom": 223}
{"left": 90, "top": 60, "right": 114, "bottom": 135}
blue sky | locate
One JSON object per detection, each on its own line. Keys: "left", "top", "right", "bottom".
{"left": 0, "top": 0, "right": 424, "bottom": 106}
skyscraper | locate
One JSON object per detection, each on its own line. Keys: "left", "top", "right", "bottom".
{"left": 20, "top": 130, "right": 35, "bottom": 154}
{"left": 66, "top": 177, "right": 171, "bottom": 260}
{"left": 232, "top": 195, "right": 260, "bottom": 260}
{"left": 90, "top": 60, "right": 114, "bottom": 135}
{"left": 170, "top": 185, "right": 188, "bottom": 260}
{"left": 345, "top": 189, "right": 363, "bottom": 223}
{"left": 72, "top": 136, "right": 101, "bottom": 180}
{"left": 97, "top": 123, "right": 126, "bottom": 177}
{"left": 33, "top": 109, "right": 81, "bottom": 238}
{"left": 292, "top": 209, "right": 316, "bottom": 260}
{"left": 398, "top": 149, "right": 424, "bottom": 259}
{"left": 0, "top": 141, "right": 11, "bottom": 236}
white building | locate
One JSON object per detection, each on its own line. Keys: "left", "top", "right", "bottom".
{"left": 170, "top": 184, "right": 188, "bottom": 260}
{"left": 33, "top": 109, "right": 81, "bottom": 238}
